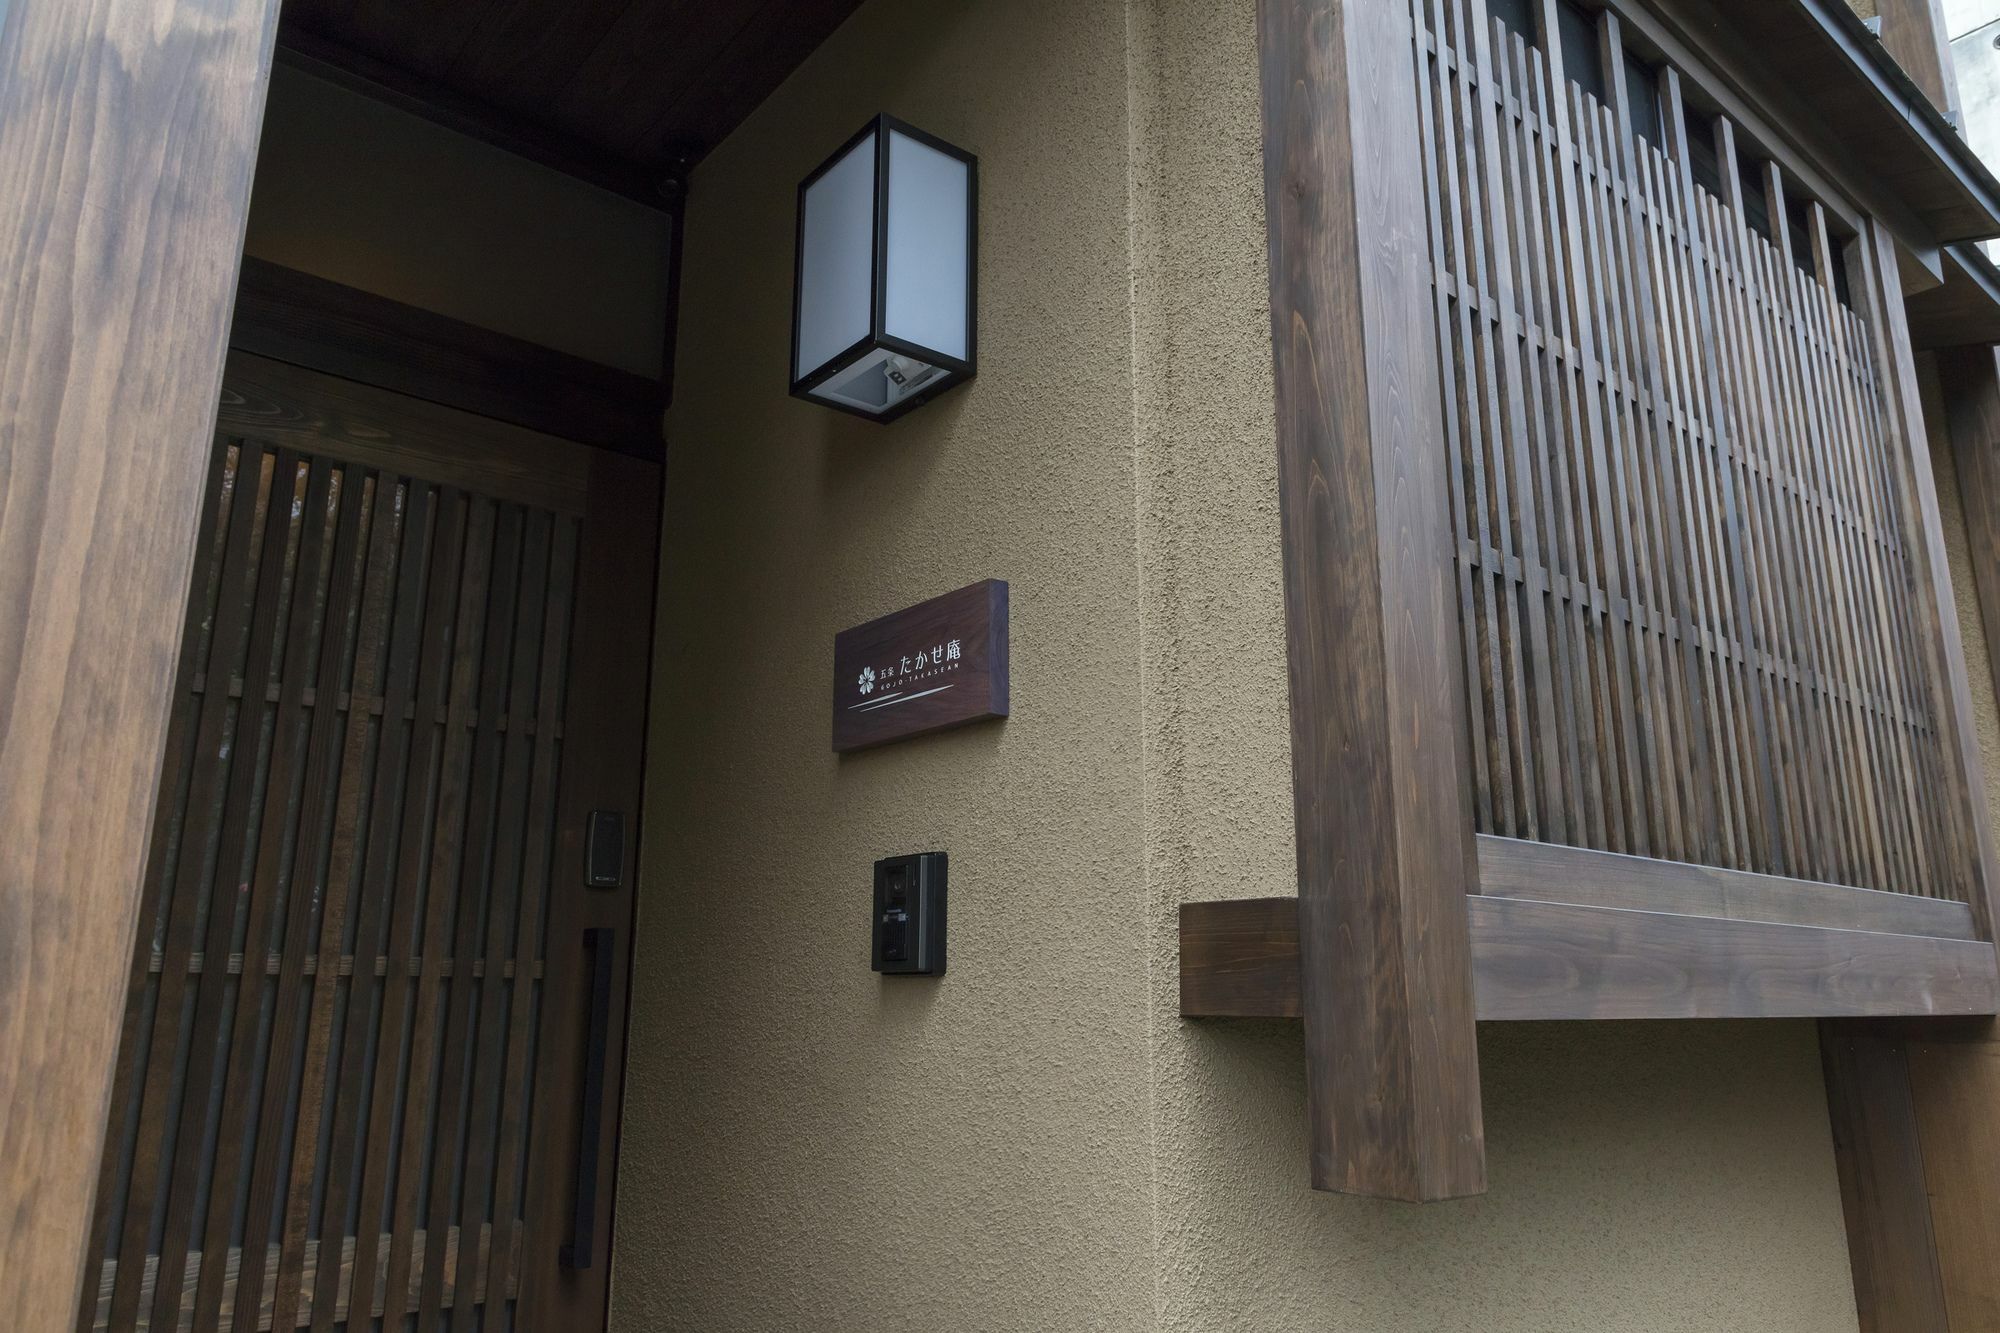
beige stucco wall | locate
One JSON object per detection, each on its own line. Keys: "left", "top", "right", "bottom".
{"left": 618, "top": 0, "right": 1158, "bottom": 1326}
{"left": 244, "top": 64, "right": 671, "bottom": 376}
{"left": 619, "top": 0, "right": 1864, "bottom": 1328}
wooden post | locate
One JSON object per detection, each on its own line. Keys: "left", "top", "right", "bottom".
{"left": 1823, "top": 287, "right": 2000, "bottom": 1333}
{"left": 0, "top": 2, "right": 280, "bottom": 1327}
{"left": 1854, "top": 221, "right": 2000, "bottom": 941}
{"left": 1821, "top": 1022, "right": 1954, "bottom": 1333}
{"left": 1937, "top": 345, "right": 2000, "bottom": 716}
{"left": 1255, "top": 0, "right": 1485, "bottom": 1200}
{"left": 1824, "top": 1018, "right": 2000, "bottom": 1332}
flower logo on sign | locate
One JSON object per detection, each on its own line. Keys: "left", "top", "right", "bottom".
{"left": 858, "top": 666, "right": 876, "bottom": 696}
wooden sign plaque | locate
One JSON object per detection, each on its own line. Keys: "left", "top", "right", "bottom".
{"left": 833, "top": 579, "right": 1009, "bottom": 752}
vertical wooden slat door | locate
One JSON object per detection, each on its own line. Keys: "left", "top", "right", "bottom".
{"left": 78, "top": 354, "right": 657, "bottom": 1333}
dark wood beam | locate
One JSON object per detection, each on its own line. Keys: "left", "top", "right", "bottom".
{"left": 1256, "top": 0, "right": 1485, "bottom": 1200}
{"left": 1478, "top": 837, "right": 1979, "bottom": 938}
{"left": 218, "top": 352, "right": 602, "bottom": 516}
{"left": 1900, "top": 1023, "right": 2000, "bottom": 1323}
{"left": 1624, "top": 0, "right": 1999, "bottom": 253}
{"left": 0, "top": 0, "right": 282, "bottom": 1326}
{"left": 1748, "top": 0, "right": 2000, "bottom": 239}
{"left": 1819, "top": 338, "right": 2000, "bottom": 1333}
{"left": 1907, "top": 247, "right": 2000, "bottom": 350}
{"left": 1823, "top": 1019, "right": 2000, "bottom": 1331}
{"left": 274, "top": 21, "right": 671, "bottom": 212}
{"left": 1822, "top": 1023, "right": 1954, "bottom": 1333}
{"left": 1936, "top": 344, "right": 2000, "bottom": 715}
{"left": 230, "top": 258, "right": 663, "bottom": 460}
{"left": 1854, "top": 221, "right": 2000, "bottom": 946}
{"left": 1180, "top": 891, "right": 2000, "bottom": 1022}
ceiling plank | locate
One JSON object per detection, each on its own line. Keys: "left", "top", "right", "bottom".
{"left": 275, "top": 20, "right": 670, "bottom": 210}
{"left": 442, "top": 0, "right": 639, "bottom": 129}
{"left": 643, "top": 0, "right": 866, "bottom": 162}
{"left": 549, "top": 0, "right": 754, "bottom": 161}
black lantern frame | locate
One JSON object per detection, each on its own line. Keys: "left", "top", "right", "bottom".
{"left": 789, "top": 114, "right": 979, "bottom": 423}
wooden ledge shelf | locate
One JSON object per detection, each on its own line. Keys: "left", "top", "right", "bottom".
{"left": 1183, "top": 839, "right": 2000, "bottom": 1022}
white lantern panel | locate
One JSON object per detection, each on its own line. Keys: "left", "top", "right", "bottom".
{"left": 883, "top": 129, "right": 970, "bottom": 363}
{"left": 795, "top": 133, "right": 878, "bottom": 381}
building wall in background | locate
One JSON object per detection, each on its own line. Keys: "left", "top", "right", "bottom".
{"left": 244, "top": 63, "right": 671, "bottom": 376}
{"left": 616, "top": 1, "right": 1869, "bottom": 1329}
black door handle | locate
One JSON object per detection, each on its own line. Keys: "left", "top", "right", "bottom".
{"left": 560, "top": 926, "right": 615, "bottom": 1269}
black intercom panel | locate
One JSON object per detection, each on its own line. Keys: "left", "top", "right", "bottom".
{"left": 872, "top": 851, "right": 946, "bottom": 976}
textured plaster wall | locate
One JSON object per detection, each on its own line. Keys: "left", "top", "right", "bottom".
{"left": 244, "top": 63, "right": 670, "bottom": 376}
{"left": 615, "top": 0, "right": 1157, "bottom": 1328}
{"left": 621, "top": 0, "right": 1863, "bottom": 1328}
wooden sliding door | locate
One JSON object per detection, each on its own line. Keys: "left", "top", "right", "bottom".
{"left": 77, "top": 354, "right": 656, "bottom": 1333}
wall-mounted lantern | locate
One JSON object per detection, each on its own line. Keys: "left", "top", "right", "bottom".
{"left": 791, "top": 115, "right": 976, "bottom": 422}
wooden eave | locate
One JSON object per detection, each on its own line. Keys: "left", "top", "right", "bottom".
{"left": 1908, "top": 244, "right": 2000, "bottom": 350}
{"left": 1643, "top": 0, "right": 2000, "bottom": 244}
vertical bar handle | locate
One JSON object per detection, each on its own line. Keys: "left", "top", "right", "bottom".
{"left": 560, "top": 927, "right": 615, "bottom": 1269}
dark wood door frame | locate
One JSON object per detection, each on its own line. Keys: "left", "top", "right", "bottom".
{"left": 224, "top": 281, "right": 666, "bottom": 1331}
{"left": 78, "top": 345, "right": 661, "bottom": 1333}
{"left": 230, "top": 257, "right": 669, "bottom": 458}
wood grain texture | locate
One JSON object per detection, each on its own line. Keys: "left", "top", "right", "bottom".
{"left": 274, "top": 22, "right": 666, "bottom": 208}
{"left": 277, "top": 0, "right": 864, "bottom": 177}
{"left": 1257, "top": 0, "right": 1485, "bottom": 1200}
{"left": 75, "top": 360, "right": 641, "bottom": 1331}
{"left": 1873, "top": 0, "right": 1959, "bottom": 115}
{"left": 1821, "top": 1016, "right": 2000, "bottom": 1333}
{"left": 1905, "top": 1023, "right": 2000, "bottom": 1329}
{"left": 1181, "top": 891, "right": 2000, "bottom": 1021}
{"left": 0, "top": 3, "right": 280, "bottom": 1328}
{"left": 1477, "top": 837, "right": 1979, "bottom": 939}
{"left": 1821, "top": 1023, "right": 1953, "bottom": 1333}
{"left": 1936, "top": 345, "right": 2000, "bottom": 725}
{"left": 1646, "top": 0, "right": 2000, "bottom": 243}
{"left": 219, "top": 351, "right": 596, "bottom": 514}
{"left": 90, "top": 1222, "right": 521, "bottom": 1332}
{"left": 831, "top": 580, "right": 1008, "bottom": 753}
{"left": 1414, "top": 2, "right": 1977, "bottom": 907}
{"left": 1855, "top": 219, "right": 2000, "bottom": 943}
{"left": 515, "top": 449, "right": 660, "bottom": 1328}
{"left": 1469, "top": 896, "right": 1999, "bottom": 1019}
{"left": 1907, "top": 247, "right": 2000, "bottom": 351}
{"left": 232, "top": 258, "right": 665, "bottom": 458}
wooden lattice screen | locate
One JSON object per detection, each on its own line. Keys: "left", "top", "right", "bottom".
{"left": 81, "top": 437, "right": 579, "bottom": 1332}
{"left": 1413, "top": 0, "right": 1972, "bottom": 900}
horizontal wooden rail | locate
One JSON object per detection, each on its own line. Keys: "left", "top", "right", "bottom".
{"left": 1479, "top": 837, "right": 1978, "bottom": 934}
{"left": 143, "top": 952, "right": 547, "bottom": 979}
{"left": 1181, "top": 839, "right": 2000, "bottom": 1021}
{"left": 184, "top": 670, "right": 563, "bottom": 737}
{"left": 91, "top": 1221, "right": 519, "bottom": 1332}
{"left": 232, "top": 256, "right": 665, "bottom": 454}
{"left": 217, "top": 352, "right": 598, "bottom": 515}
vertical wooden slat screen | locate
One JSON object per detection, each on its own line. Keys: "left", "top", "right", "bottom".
{"left": 80, "top": 437, "right": 581, "bottom": 1333}
{"left": 1410, "top": 0, "right": 1975, "bottom": 902}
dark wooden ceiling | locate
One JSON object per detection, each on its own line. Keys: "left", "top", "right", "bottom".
{"left": 278, "top": 0, "right": 866, "bottom": 207}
